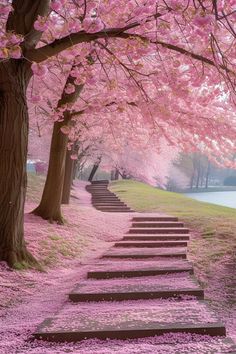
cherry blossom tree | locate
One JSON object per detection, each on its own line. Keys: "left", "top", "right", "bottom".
{"left": 0, "top": 0, "right": 236, "bottom": 267}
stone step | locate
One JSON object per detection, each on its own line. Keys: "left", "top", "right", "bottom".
{"left": 114, "top": 240, "right": 188, "bottom": 248}
{"left": 97, "top": 208, "right": 133, "bottom": 213}
{"left": 132, "top": 216, "right": 179, "bottom": 222}
{"left": 88, "top": 189, "right": 110, "bottom": 192}
{"left": 34, "top": 300, "right": 226, "bottom": 342}
{"left": 69, "top": 273, "right": 204, "bottom": 302}
{"left": 88, "top": 186, "right": 110, "bottom": 188}
{"left": 92, "top": 197, "right": 120, "bottom": 199}
{"left": 37, "top": 337, "right": 236, "bottom": 353}
{"left": 91, "top": 194, "right": 117, "bottom": 198}
{"left": 129, "top": 228, "right": 189, "bottom": 234}
{"left": 91, "top": 180, "right": 109, "bottom": 184}
{"left": 93, "top": 202, "right": 126, "bottom": 206}
{"left": 102, "top": 247, "right": 187, "bottom": 259}
{"left": 87, "top": 188, "right": 109, "bottom": 191}
{"left": 90, "top": 192, "right": 115, "bottom": 195}
{"left": 96, "top": 207, "right": 131, "bottom": 210}
{"left": 123, "top": 234, "right": 190, "bottom": 241}
{"left": 94, "top": 205, "right": 129, "bottom": 208}
{"left": 92, "top": 198, "right": 117, "bottom": 200}
{"left": 132, "top": 222, "right": 184, "bottom": 228}
{"left": 87, "top": 259, "right": 193, "bottom": 279}
{"left": 92, "top": 200, "right": 121, "bottom": 203}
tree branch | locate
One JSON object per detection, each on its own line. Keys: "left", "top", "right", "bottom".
{"left": 24, "top": 11, "right": 166, "bottom": 62}
{"left": 25, "top": 26, "right": 234, "bottom": 78}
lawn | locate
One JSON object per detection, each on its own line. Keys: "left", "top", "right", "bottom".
{"left": 26, "top": 173, "right": 46, "bottom": 203}
{"left": 110, "top": 180, "right": 236, "bottom": 339}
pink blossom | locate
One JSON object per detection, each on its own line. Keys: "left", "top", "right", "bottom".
{"left": 31, "top": 63, "right": 48, "bottom": 77}
{"left": 30, "top": 95, "right": 41, "bottom": 104}
{"left": 51, "top": 1, "right": 62, "bottom": 12}
{"left": 193, "top": 15, "right": 212, "bottom": 27}
{"left": 83, "top": 17, "right": 104, "bottom": 33}
{"left": 10, "top": 46, "right": 21, "bottom": 59}
{"left": 65, "top": 83, "right": 76, "bottom": 94}
{"left": 70, "top": 154, "right": 78, "bottom": 160}
{"left": 60, "top": 125, "right": 70, "bottom": 135}
{"left": 0, "top": 47, "right": 8, "bottom": 58}
{"left": 0, "top": 4, "right": 11, "bottom": 15}
{"left": 34, "top": 16, "right": 49, "bottom": 32}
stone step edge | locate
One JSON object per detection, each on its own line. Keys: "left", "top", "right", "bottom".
{"left": 114, "top": 241, "right": 188, "bottom": 248}
{"left": 87, "top": 266, "right": 194, "bottom": 279}
{"left": 69, "top": 288, "right": 204, "bottom": 302}
{"left": 34, "top": 321, "right": 226, "bottom": 342}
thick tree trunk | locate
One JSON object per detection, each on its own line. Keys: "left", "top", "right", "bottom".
{"left": 62, "top": 149, "right": 74, "bottom": 204}
{"left": 32, "top": 119, "right": 69, "bottom": 223}
{"left": 32, "top": 73, "right": 83, "bottom": 222}
{"left": 0, "top": 60, "right": 37, "bottom": 267}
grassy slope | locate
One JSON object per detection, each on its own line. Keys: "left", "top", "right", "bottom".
{"left": 26, "top": 173, "right": 46, "bottom": 203}
{"left": 110, "top": 180, "right": 236, "bottom": 303}
{"left": 110, "top": 180, "right": 236, "bottom": 259}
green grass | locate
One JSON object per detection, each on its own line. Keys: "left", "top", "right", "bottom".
{"left": 26, "top": 173, "right": 46, "bottom": 203}
{"left": 110, "top": 180, "right": 236, "bottom": 270}
{"left": 110, "top": 180, "right": 236, "bottom": 320}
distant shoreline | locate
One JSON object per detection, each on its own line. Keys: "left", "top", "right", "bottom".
{"left": 179, "top": 186, "right": 236, "bottom": 193}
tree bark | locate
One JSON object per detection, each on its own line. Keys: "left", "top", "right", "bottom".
{"left": 62, "top": 149, "right": 74, "bottom": 204}
{"left": 111, "top": 169, "right": 119, "bottom": 180}
{"left": 88, "top": 158, "right": 101, "bottom": 182}
{"left": 205, "top": 160, "right": 211, "bottom": 189}
{"left": 72, "top": 160, "right": 78, "bottom": 180}
{"left": 32, "top": 72, "right": 83, "bottom": 222}
{"left": 190, "top": 171, "right": 195, "bottom": 189}
{"left": 0, "top": 60, "right": 38, "bottom": 267}
{"left": 111, "top": 170, "right": 115, "bottom": 180}
{"left": 32, "top": 119, "right": 69, "bottom": 223}
{"left": 195, "top": 156, "right": 201, "bottom": 189}
{"left": 114, "top": 168, "right": 119, "bottom": 180}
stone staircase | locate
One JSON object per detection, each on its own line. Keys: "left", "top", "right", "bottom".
{"left": 86, "top": 180, "right": 133, "bottom": 212}
{"left": 34, "top": 183, "right": 236, "bottom": 352}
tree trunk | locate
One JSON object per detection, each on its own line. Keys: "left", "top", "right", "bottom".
{"left": 111, "top": 170, "right": 115, "bottom": 180}
{"left": 88, "top": 158, "right": 101, "bottom": 182}
{"left": 195, "top": 157, "right": 201, "bottom": 189}
{"left": 190, "top": 172, "right": 195, "bottom": 189}
{"left": 0, "top": 60, "right": 37, "bottom": 267}
{"left": 114, "top": 168, "right": 119, "bottom": 180}
{"left": 32, "top": 119, "right": 69, "bottom": 223}
{"left": 32, "top": 72, "right": 83, "bottom": 222}
{"left": 62, "top": 149, "right": 74, "bottom": 204}
{"left": 205, "top": 160, "right": 211, "bottom": 189}
{"left": 111, "top": 169, "right": 119, "bottom": 180}
{"left": 72, "top": 160, "right": 78, "bottom": 180}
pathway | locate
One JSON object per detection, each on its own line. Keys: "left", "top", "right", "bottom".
{"left": 34, "top": 181, "right": 236, "bottom": 352}
{"left": 86, "top": 180, "right": 133, "bottom": 212}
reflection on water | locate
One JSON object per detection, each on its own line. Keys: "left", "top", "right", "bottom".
{"left": 185, "top": 191, "right": 236, "bottom": 209}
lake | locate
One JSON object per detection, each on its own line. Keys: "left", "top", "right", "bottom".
{"left": 185, "top": 191, "right": 236, "bottom": 209}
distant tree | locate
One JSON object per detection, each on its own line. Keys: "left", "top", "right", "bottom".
{"left": 224, "top": 176, "right": 236, "bottom": 186}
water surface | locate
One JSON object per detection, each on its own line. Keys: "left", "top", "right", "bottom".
{"left": 185, "top": 191, "right": 236, "bottom": 209}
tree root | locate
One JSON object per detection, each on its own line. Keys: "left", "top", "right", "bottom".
{"left": 1, "top": 248, "right": 43, "bottom": 271}
{"left": 31, "top": 206, "right": 65, "bottom": 225}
